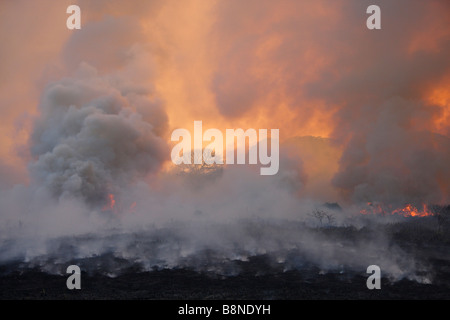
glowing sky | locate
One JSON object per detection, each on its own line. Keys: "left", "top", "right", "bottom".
{"left": 1, "top": 0, "right": 449, "bottom": 205}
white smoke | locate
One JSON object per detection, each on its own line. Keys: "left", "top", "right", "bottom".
{"left": 1, "top": 1, "right": 447, "bottom": 284}
{"left": 29, "top": 63, "right": 168, "bottom": 206}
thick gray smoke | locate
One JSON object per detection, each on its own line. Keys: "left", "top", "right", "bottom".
{"left": 29, "top": 64, "right": 168, "bottom": 206}
{"left": 209, "top": 0, "right": 450, "bottom": 206}
{"left": 1, "top": 1, "right": 448, "bottom": 285}
{"left": 332, "top": 98, "right": 450, "bottom": 206}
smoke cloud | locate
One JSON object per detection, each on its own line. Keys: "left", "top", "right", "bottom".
{"left": 0, "top": 0, "right": 449, "bottom": 283}
{"left": 29, "top": 63, "right": 168, "bottom": 205}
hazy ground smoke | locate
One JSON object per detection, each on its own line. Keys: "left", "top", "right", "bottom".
{"left": 0, "top": 0, "right": 449, "bottom": 284}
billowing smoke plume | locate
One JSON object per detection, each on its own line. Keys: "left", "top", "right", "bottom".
{"left": 0, "top": 0, "right": 449, "bottom": 283}
{"left": 29, "top": 64, "right": 168, "bottom": 206}
{"left": 332, "top": 98, "right": 450, "bottom": 206}
{"left": 208, "top": 0, "right": 450, "bottom": 206}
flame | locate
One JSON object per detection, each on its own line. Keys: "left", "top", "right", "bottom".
{"left": 426, "top": 86, "right": 450, "bottom": 136}
{"left": 359, "top": 202, "right": 383, "bottom": 215}
{"left": 101, "top": 194, "right": 137, "bottom": 214}
{"left": 360, "top": 202, "right": 434, "bottom": 217}
{"left": 392, "top": 204, "right": 434, "bottom": 218}
{"left": 102, "top": 193, "right": 116, "bottom": 211}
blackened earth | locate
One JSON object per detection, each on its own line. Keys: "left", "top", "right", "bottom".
{"left": 0, "top": 259, "right": 449, "bottom": 300}
{"left": 1, "top": 217, "right": 450, "bottom": 300}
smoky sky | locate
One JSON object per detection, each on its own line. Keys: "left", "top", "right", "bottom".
{"left": 0, "top": 0, "right": 448, "bottom": 281}
{"left": 0, "top": 0, "right": 448, "bottom": 209}
{"left": 209, "top": 0, "right": 450, "bottom": 205}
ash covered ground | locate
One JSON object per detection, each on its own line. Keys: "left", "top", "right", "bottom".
{"left": 1, "top": 0, "right": 450, "bottom": 301}
{"left": 1, "top": 214, "right": 449, "bottom": 300}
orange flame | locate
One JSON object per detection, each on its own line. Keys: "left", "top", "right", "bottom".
{"left": 102, "top": 193, "right": 116, "bottom": 211}
{"left": 392, "top": 204, "right": 434, "bottom": 218}
{"left": 360, "top": 202, "right": 434, "bottom": 217}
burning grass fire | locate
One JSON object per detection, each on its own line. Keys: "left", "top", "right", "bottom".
{"left": 1, "top": 0, "right": 450, "bottom": 300}
{"left": 102, "top": 194, "right": 116, "bottom": 212}
{"left": 360, "top": 203, "right": 436, "bottom": 217}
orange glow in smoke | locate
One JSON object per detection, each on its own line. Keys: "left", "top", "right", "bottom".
{"left": 102, "top": 194, "right": 116, "bottom": 211}
{"left": 360, "top": 202, "right": 435, "bottom": 217}
{"left": 129, "top": 201, "right": 137, "bottom": 213}
{"left": 426, "top": 86, "right": 450, "bottom": 135}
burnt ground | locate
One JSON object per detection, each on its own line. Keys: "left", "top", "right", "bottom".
{"left": 1, "top": 251, "right": 449, "bottom": 300}
{"left": 1, "top": 215, "right": 450, "bottom": 300}
{"left": 0, "top": 261, "right": 449, "bottom": 300}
